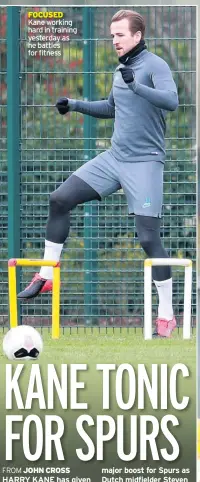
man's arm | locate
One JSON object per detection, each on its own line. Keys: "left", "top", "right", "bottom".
{"left": 64, "top": 89, "right": 115, "bottom": 119}
{"left": 126, "top": 60, "right": 179, "bottom": 111}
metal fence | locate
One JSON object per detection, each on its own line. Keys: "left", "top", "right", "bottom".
{"left": 0, "top": 6, "right": 196, "bottom": 328}
{"left": 0, "top": 7, "right": 7, "bottom": 326}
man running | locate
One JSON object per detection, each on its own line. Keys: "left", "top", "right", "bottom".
{"left": 18, "top": 9, "right": 179, "bottom": 337}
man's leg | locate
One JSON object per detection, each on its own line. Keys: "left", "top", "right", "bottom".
{"left": 17, "top": 175, "right": 101, "bottom": 299}
{"left": 135, "top": 215, "right": 176, "bottom": 337}
{"left": 40, "top": 175, "right": 101, "bottom": 278}
{"left": 120, "top": 160, "right": 176, "bottom": 337}
{"left": 18, "top": 150, "right": 121, "bottom": 300}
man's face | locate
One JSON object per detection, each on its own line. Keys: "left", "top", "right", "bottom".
{"left": 110, "top": 18, "right": 141, "bottom": 57}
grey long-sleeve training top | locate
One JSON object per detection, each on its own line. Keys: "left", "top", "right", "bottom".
{"left": 68, "top": 50, "right": 179, "bottom": 163}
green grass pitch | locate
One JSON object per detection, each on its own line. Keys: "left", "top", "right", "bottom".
{"left": 0, "top": 327, "right": 196, "bottom": 472}
{"left": 0, "top": 327, "right": 196, "bottom": 366}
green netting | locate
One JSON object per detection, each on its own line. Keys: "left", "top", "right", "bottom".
{"left": 0, "top": 8, "right": 7, "bottom": 326}
{"left": 1, "top": 6, "right": 196, "bottom": 329}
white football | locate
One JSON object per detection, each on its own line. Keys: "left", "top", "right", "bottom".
{"left": 3, "top": 325, "right": 43, "bottom": 360}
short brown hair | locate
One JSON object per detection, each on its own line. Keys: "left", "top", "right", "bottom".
{"left": 111, "top": 10, "right": 145, "bottom": 39}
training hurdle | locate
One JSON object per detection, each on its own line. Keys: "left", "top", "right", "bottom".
{"left": 8, "top": 259, "right": 60, "bottom": 339}
{"left": 8, "top": 257, "right": 192, "bottom": 340}
{"left": 144, "top": 258, "right": 192, "bottom": 340}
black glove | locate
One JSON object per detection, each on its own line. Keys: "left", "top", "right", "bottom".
{"left": 119, "top": 67, "right": 135, "bottom": 84}
{"left": 56, "top": 97, "right": 70, "bottom": 115}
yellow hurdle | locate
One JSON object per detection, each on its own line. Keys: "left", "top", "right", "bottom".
{"left": 8, "top": 258, "right": 60, "bottom": 339}
{"left": 198, "top": 419, "right": 200, "bottom": 459}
